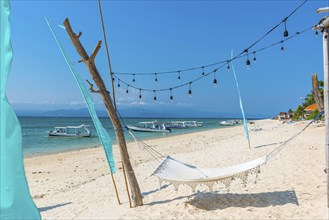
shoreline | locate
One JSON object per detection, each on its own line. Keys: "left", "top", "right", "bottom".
{"left": 24, "top": 122, "right": 237, "bottom": 159}
{"left": 24, "top": 119, "right": 327, "bottom": 219}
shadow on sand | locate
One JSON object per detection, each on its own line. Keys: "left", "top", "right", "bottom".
{"left": 254, "top": 141, "right": 284, "bottom": 149}
{"left": 142, "top": 184, "right": 169, "bottom": 197}
{"left": 186, "top": 190, "right": 299, "bottom": 210}
{"left": 38, "top": 202, "right": 72, "bottom": 212}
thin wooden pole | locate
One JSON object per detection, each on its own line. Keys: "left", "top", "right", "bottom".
{"left": 110, "top": 173, "right": 121, "bottom": 205}
{"left": 97, "top": 0, "right": 116, "bottom": 109}
{"left": 122, "top": 162, "right": 132, "bottom": 208}
{"left": 97, "top": 0, "right": 133, "bottom": 206}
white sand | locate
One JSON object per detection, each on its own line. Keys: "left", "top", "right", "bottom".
{"left": 24, "top": 119, "right": 328, "bottom": 219}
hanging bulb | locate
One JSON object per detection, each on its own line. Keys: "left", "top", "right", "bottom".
{"left": 117, "top": 80, "right": 121, "bottom": 88}
{"left": 227, "top": 64, "right": 230, "bottom": 71}
{"left": 280, "top": 41, "right": 284, "bottom": 52}
{"left": 169, "top": 88, "right": 174, "bottom": 103}
{"left": 213, "top": 70, "right": 218, "bottom": 87}
{"left": 245, "top": 49, "right": 251, "bottom": 69}
{"left": 177, "top": 71, "right": 181, "bottom": 81}
{"left": 213, "top": 78, "right": 217, "bottom": 88}
{"left": 246, "top": 60, "right": 251, "bottom": 69}
{"left": 139, "top": 89, "right": 142, "bottom": 99}
{"left": 284, "top": 29, "right": 289, "bottom": 37}
{"left": 246, "top": 58, "right": 251, "bottom": 69}
{"left": 155, "top": 73, "right": 158, "bottom": 83}
{"left": 188, "top": 82, "right": 192, "bottom": 97}
{"left": 133, "top": 74, "right": 136, "bottom": 82}
{"left": 315, "top": 30, "right": 319, "bottom": 36}
{"left": 253, "top": 52, "right": 257, "bottom": 63}
{"left": 153, "top": 90, "right": 157, "bottom": 101}
{"left": 202, "top": 66, "right": 205, "bottom": 77}
{"left": 283, "top": 19, "right": 289, "bottom": 37}
{"left": 126, "top": 86, "right": 129, "bottom": 94}
{"left": 112, "top": 77, "right": 115, "bottom": 82}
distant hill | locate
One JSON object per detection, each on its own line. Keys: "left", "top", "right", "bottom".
{"left": 15, "top": 107, "right": 270, "bottom": 119}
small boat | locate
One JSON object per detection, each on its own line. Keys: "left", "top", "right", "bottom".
{"left": 183, "top": 121, "right": 203, "bottom": 127}
{"left": 127, "top": 121, "right": 171, "bottom": 133}
{"left": 47, "top": 124, "right": 92, "bottom": 137}
{"left": 219, "top": 120, "right": 242, "bottom": 126}
{"left": 165, "top": 121, "right": 188, "bottom": 129}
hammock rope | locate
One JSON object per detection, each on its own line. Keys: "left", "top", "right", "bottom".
{"left": 266, "top": 111, "right": 324, "bottom": 161}
{"left": 122, "top": 111, "right": 323, "bottom": 192}
{"left": 110, "top": 58, "right": 324, "bottom": 192}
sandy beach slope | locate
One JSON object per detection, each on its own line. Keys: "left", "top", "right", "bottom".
{"left": 24, "top": 119, "right": 328, "bottom": 219}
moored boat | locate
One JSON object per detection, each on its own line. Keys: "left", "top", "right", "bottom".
{"left": 219, "top": 120, "right": 242, "bottom": 126}
{"left": 127, "top": 121, "right": 171, "bottom": 133}
{"left": 165, "top": 121, "right": 188, "bottom": 129}
{"left": 183, "top": 121, "right": 203, "bottom": 127}
{"left": 47, "top": 124, "right": 92, "bottom": 137}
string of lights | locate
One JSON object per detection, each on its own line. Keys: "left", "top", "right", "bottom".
{"left": 112, "top": 25, "right": 313, "bottom": 102}
{"left": 112, "top": 0, "right": 310, "bottom": 76}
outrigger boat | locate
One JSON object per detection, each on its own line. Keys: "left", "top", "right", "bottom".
{"left": 127, "top": 121, "right": 171, "bottom": 133}
{"left": 165, "top": 121, "right": 188, "bottom": 129}
{"left": 183, "top": 121, "right": 203, "bottom": 127}
{"left": 47, "top": 124, "right": 92, "bottom": 137}
{"left": 219, "top": 120, "right": 242, "bottom": 126}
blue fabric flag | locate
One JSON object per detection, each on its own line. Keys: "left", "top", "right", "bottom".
{"left": 230, "top": 51, "right": 250, "bottom": 144}
{"left": 45, "top": 18, "right": 116, "bottom": 173}
{"left": 0, "top": 1, "right": 41, "bottom": 219}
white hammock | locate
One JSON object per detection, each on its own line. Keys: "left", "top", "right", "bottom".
{"left": 152, "top": 155, "right": 267, "bottom": 191}
{"left": 127, "top": 113, "right": 321, "bottom": 192}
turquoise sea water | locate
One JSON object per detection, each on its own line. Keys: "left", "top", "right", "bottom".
{"left": 19, "top": 117, "right": 236, "bottom": 157}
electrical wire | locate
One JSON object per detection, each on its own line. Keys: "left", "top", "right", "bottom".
{"left": 113, "top": 26, "right": 313, "bottom": 93}
{"left": 113, "top": 0, "right": 310, "bottom": 76}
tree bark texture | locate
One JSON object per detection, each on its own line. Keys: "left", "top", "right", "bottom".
{"left": 312, "top": 73, "right": 324, "bottom": 111}
{"left": 63, "top": 18, "right": 143, "bottom": 207}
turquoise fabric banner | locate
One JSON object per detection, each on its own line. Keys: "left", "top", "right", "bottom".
{"left": 45, "top": 18, "right": 116, "bottom": 173}
{"left": 230, "top": 51, "right": 250, "bottom": 143}
{"left": 0, "top": 1, "right": 41, "bottom": 219}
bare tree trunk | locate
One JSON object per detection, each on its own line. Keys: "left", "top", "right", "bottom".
{"left": 312, "top": 73, "right": 324, "bottom": 111}
{"left": 63, "top": 18, "right": 143, "bottom": 207}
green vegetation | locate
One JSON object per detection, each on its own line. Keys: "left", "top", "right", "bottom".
{"left": 291, "top": 80, "right": 323, "bottom": 121}
{"left": 306, "top": 109, "right": 320, "bottom": 120}
{"left": 292, "top": 105, "right": 304, "bottom": 121}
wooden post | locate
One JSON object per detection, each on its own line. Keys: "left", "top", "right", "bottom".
{"left": 63, "top": 18, "right": 143, "bottom": 207}
{"left": 121, "top": 162, "right": 132, "bottom": 208}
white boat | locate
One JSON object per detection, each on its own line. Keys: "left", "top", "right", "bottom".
{"left": 220, "top": 120, "right": 242, "bottom": 126}
{"left": 47, "top": 124, "right": 92, "bottom": 137}
{"left": 183, "top": 121, "right": 203, "bottom": 127}
{"left": 127, "top": 121, "right": 171, "bottom": 133}
{"left": 165, "top": 121, "right": 188, "bottom": 129}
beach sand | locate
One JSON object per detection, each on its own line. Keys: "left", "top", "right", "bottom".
{"left": 24, "top": 119, "right": 328, "bottom": 219}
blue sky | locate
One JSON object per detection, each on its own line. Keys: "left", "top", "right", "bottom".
{"left": 6, "top": 0, "right": 329, "bottom": 117}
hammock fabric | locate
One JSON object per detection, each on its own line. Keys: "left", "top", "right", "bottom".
{"left": 152, "top": 155, "right": 267, "bottom": 191}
